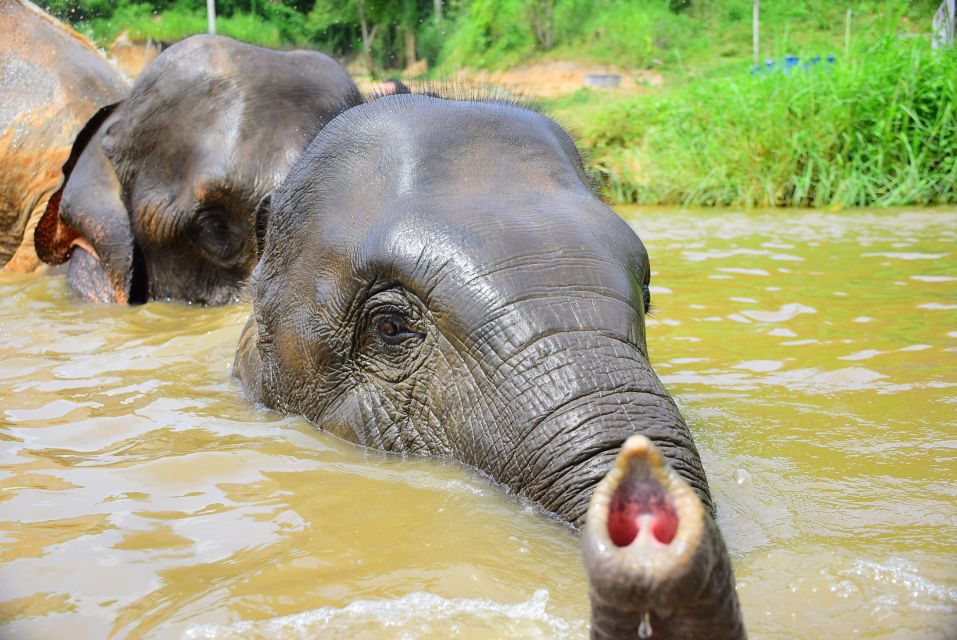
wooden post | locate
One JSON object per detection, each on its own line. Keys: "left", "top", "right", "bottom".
{"left": 404, "top": 29, "right": 416, "bottom": 67}
{"left": 207, "top": 0, "right": 216, "bottom": 34}
{"left": 753, "top": 0, "right": 759, "bottom": 68}
{"left": 357, "top": 0, "right": 377, "bottom": 73}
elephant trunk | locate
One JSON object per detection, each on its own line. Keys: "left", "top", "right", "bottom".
{"left": 480, "top": 332, "right": 714, "bottom": 528}
{"left": 472, "top": 331, "right": 745, "bottom": 638}
{"left": 581, "top": 435, "right": 746, "bottom": 640}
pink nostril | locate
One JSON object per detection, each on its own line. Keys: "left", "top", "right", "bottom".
{"left": 608, "top": 503, "right": 640, "bottom": 547}
{"left": 652, "top": 507, "right": 678, "bottom": 544}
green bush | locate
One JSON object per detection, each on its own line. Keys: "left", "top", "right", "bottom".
{"left": 438, "top": 0, "right": 537, "bottom": 69}
{"left": 552, "top": 0, "right": 696, "bottom": 68}
{"left": 572, "top": 36, "right": 957, "bottom": 207}
{"left": 79, "top": 3, "right": 281, "bottom": 48}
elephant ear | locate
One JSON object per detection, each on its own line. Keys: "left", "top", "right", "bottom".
{"left": 35, "top": 102, "right": 138, "bottom": 303}
{"left": 233, "top": 314, "right": 265, "bottom": 403}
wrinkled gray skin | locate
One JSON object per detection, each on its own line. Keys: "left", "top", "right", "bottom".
{"left": 36, "top": 34, "right": 360, "bottom": 304}
{"left": 236, "top": 95, "right": 745, "bottom": 639}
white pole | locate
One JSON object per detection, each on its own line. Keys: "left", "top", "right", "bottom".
{"left": 753, "top": 0, "right": 759, "bottom": 68}
{"left": 844, "top": 9, "right": 852, "bottom": 59}
{"left": 207, "top": 0, "right": 216, "bottom": 34}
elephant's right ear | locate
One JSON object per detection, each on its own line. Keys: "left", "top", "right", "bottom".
{"left": 233, "top": 314, "right": 265, "bottom": 404}
{"left": 35, "top": 102, "right": 137, "bottom": 303}
{"left": 254, "top": 192, "right": 272, "bottom": 259}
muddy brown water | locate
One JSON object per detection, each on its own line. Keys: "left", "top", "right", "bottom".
{"left": 1, "top": 208, "right": 955, "bottom": 639}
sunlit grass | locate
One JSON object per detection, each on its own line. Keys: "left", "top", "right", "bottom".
{"left": 557, "top": 35, "right": 957, "bottom": 207}
{"left": 82, "top": 5, "right": 281, "bottom": 49}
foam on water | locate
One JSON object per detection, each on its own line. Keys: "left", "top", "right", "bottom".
{"left": 838, "top": 557, "right": 957, "bottom": 615}
{"left": 184, "top": 589, "right": 586, "bottom": 640}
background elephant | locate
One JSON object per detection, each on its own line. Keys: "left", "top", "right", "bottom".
{"left": 0, "top": 0, "right": 128, "bottom": 273}
{"left": 236, "top": 94, "right": 746, "bottom": 638}
{"left": 35, "top": 34, "right": 361, "bottom": 304}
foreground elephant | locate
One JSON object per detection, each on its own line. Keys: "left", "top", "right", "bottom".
{"left": 0, "top": 0, "right": 128, "bottom": 273}
{"left": 235, "top": 95, "right": 746, "bottom": 639}
{"left": 36, "top": 34, "right": 360, "bottom": 304}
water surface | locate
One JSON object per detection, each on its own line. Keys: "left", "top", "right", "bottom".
{"left": 1, "top": 208, "right": 955, "bottom": 638}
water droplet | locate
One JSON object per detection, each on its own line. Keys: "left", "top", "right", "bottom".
{"left": 734, "top": 468, "right": 752, "bottom": 485}
{"left": 637, "top": 611, "right": 652, "bottom": 638}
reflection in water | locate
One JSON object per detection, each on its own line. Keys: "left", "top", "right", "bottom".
{"left": 1, "top": 208, "right": 956, "bottom": 638}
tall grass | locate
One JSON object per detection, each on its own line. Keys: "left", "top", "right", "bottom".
{"left": 565, "top": 35, "right": 957, "bottom": 207}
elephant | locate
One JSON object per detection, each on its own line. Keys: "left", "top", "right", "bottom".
{"left": 0, "top": 0, "right": 128, "bottom": 273}
{"left": 35, "top": 34, "right": 361, "bottom": 304}
{"left": 234, "top": 94, "right": 746, "bottom": 639}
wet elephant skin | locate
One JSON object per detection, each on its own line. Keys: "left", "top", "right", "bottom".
{"left": 36, "top": 34, "right": 362, "bottom": 305}
{"left": 236, "top": 95, "right": 746, "bottom": 639}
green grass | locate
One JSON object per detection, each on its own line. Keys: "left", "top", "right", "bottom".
{"left": 82, "top": 5, "right": 282, "bottom": 49}
{"left": 552, "top": 32, "right": 957, "bottom": 208}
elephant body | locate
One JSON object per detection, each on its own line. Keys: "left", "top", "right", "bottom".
{"left": 236, "top": 94, "right": 746, "bottom": 638}
{"left": 36, "top": 34, "right": 361, "bottom": 304}
{"left": 0, "top": 0, "right": 128, "bottom": 273}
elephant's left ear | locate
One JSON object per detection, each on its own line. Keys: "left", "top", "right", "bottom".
{"left": 35, "top": 102, "right": 121, "bottom": 266}
{"left": 35, "top": 101, "right": 137, "bottom": 303}
{"left": 254, "top": 192, "right": 272, "bottom": 259}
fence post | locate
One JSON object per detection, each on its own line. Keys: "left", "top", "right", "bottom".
{"left": 753, "top": 0, "right": 759, "bottom": 68}
{"left": 207, "top": 0, "right": 216, "bottom": 35}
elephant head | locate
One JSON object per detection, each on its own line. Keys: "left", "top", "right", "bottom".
{"left": 236, "top": 94, "right": 745, "bottom": 638}
{"left": 35, "top": 34, "right": 361, "bottom": 304}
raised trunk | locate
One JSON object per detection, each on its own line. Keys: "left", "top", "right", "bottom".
{"left": 465, "top": 332, "right": 744, "bottom": 637}
{"left": 583, "top": 436, "right": 746, "bottom": 639}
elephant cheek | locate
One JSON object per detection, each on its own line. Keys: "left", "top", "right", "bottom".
{"left": 65, "top": 245, "right": 126, "bottom": 303}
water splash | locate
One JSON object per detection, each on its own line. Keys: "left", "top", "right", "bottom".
{"left": 185, "top": 589, "right": 586, "bottom": 640}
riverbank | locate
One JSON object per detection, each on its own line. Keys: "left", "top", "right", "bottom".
{"left": 549, "top": 36, "right": 957, "bottom": 208}
{"left": 54, "top": 0, "right": 954, "bottom": 207}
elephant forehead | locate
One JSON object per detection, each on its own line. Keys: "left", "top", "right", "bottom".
{"left": 111, "top": 76, "right": 246, "bottom": 158}
{"left": 343, "top": 199, "right": 645, "bottom": 343}
{"left": 322, "top": 100, "right": 583, "bottom": 195}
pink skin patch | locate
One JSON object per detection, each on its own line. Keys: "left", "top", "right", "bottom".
{"left": 607, "top": 482, "right": 679, "bottom": 547}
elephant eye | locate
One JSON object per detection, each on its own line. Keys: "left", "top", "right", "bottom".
{"left": 642, "top": 285, "right": 653, "bottom": 314}
{"left": 194, "top": 207, "right": 246, "bottom": 265}
{"left": 376, "top": 316, "right": 421, "bottom": 344}
{"left": 357, "top": 290, "right": 429, "bottom": 382}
